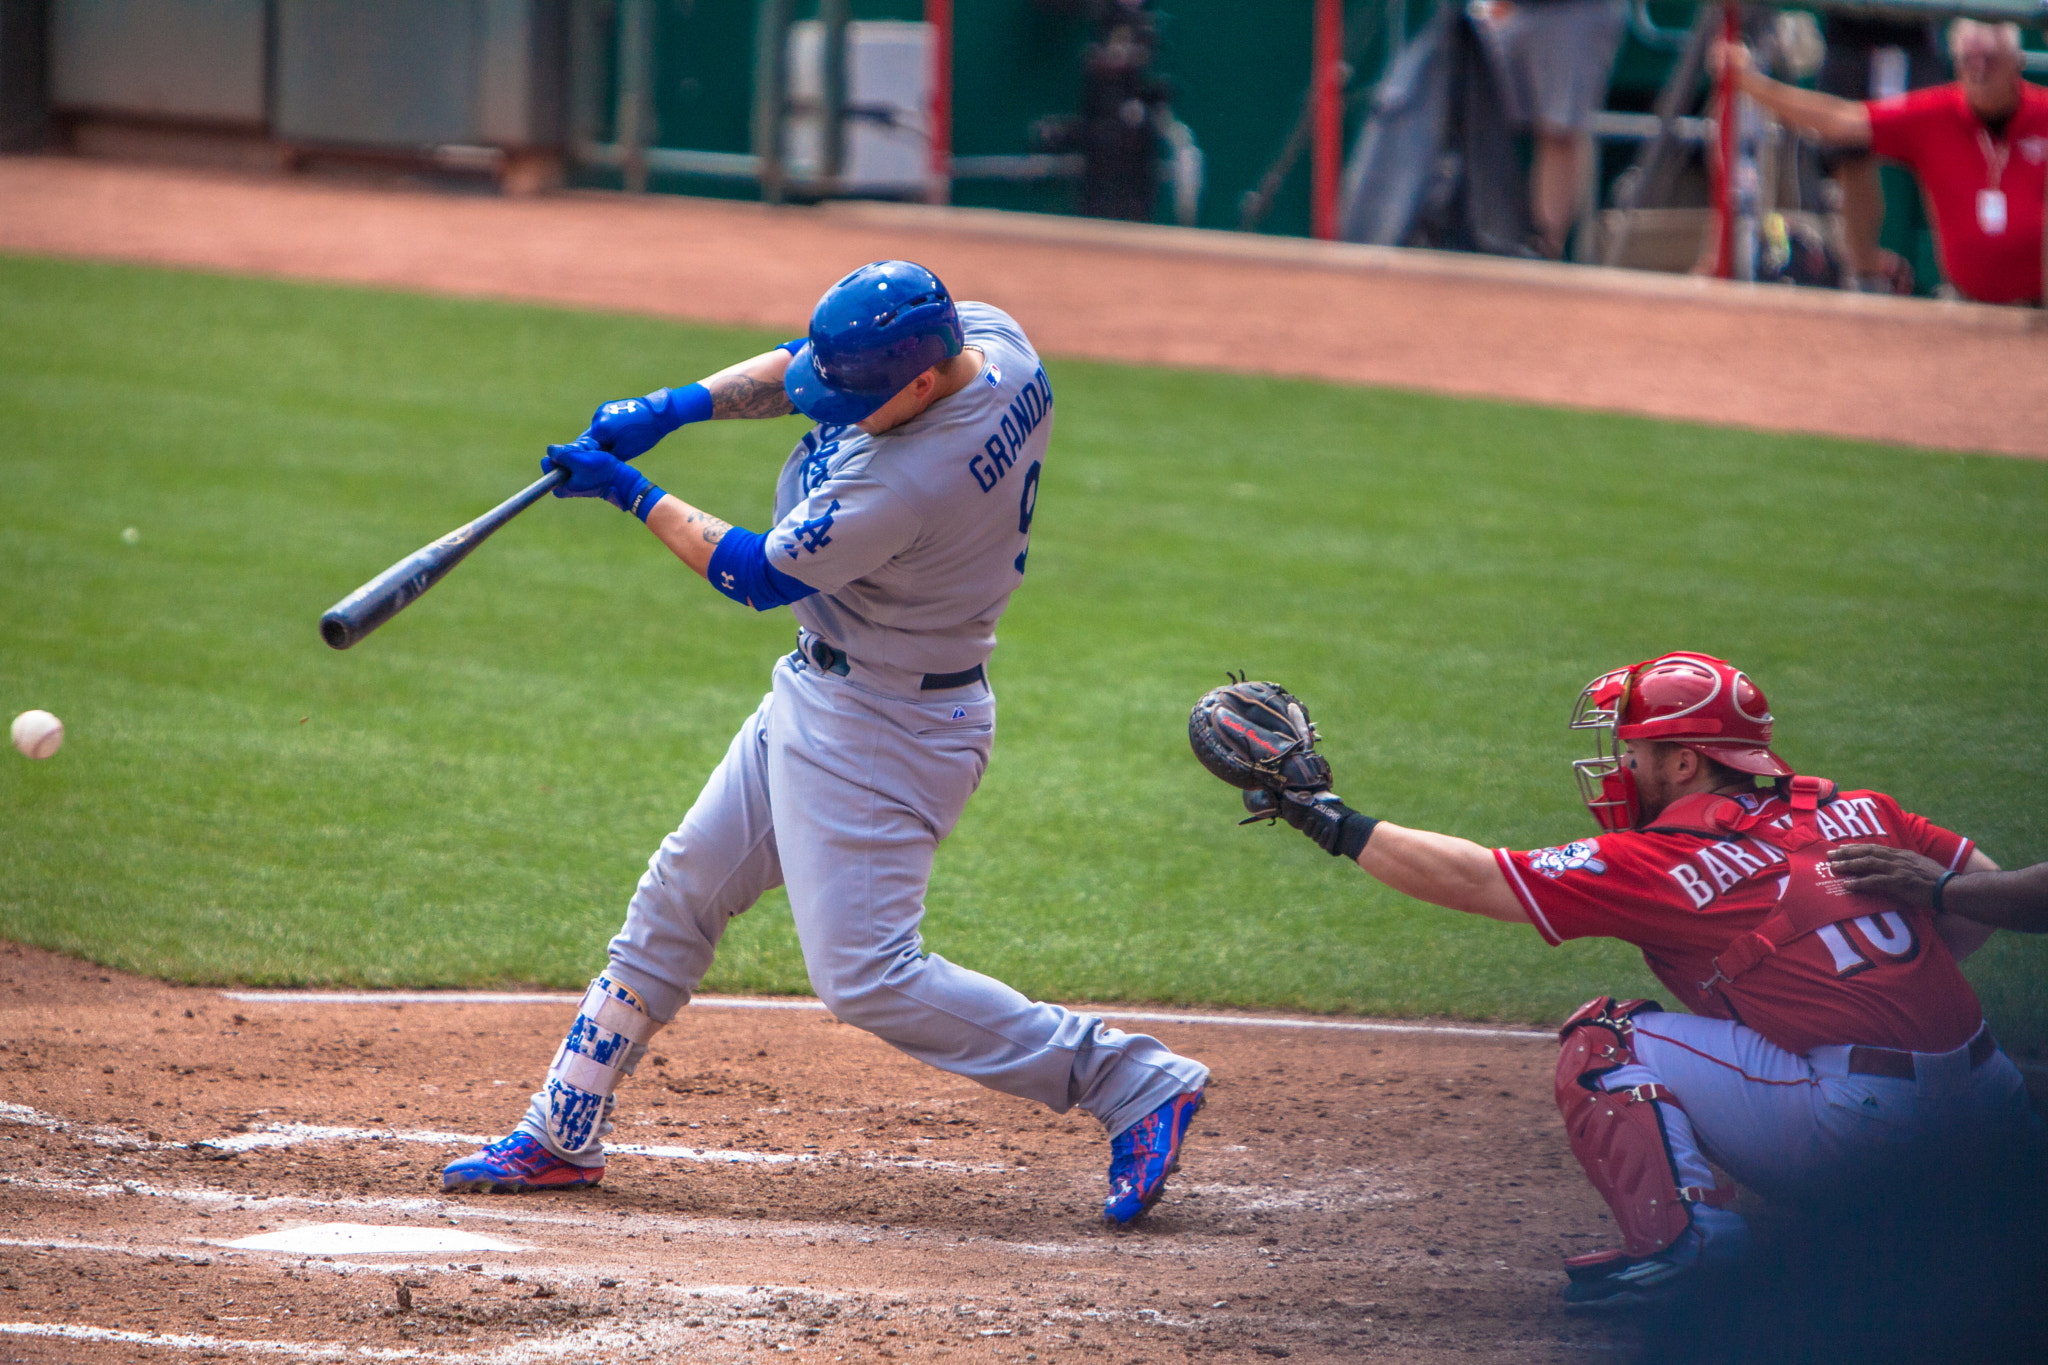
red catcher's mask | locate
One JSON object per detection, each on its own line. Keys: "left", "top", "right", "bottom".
{"left": 1569, "top": 652, "right": 1793, "bottom": 832}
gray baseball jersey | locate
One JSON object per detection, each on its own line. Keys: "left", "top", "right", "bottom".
{"left": 512, "top": 301, "right": 1208, "bottom": 1173}
{"left": 766, "top": 302, "right": 1051, "bottom": 676}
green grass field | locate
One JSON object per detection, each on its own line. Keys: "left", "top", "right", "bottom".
{"left": 2, "top": 255, "right": 2043, "bottom": 1055}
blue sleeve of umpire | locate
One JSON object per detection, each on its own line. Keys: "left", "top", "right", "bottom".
{"left": 705, "top": 527, "right": 818, "bottom": 611}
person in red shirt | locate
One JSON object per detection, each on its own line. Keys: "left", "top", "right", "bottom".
{"left": 1717, "top": 22, "right": 2046, "bottom": 305}
{"left": 1207, "top": 652, "right": 2035, "bottom": 1310}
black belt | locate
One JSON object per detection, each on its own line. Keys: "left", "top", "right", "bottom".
{"left": 1847, "top": 1026, "right": 1995, "bottom": 1082}
{"left": 804, "top": 638, "right": 984, "bottom": 692}
{"left": 920, "top": 663, "right": 985, "bottom": 691}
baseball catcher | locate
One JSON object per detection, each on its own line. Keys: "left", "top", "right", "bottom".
{"left": 1191, "top": 654, "right": 2037, "bottom": 1311}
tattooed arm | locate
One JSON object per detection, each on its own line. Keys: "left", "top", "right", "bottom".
{"left": 700, "top": 349, "right": 799, "bottom": 420}
{"left": 644, "top": 495, "right": 732, "bottom": 577}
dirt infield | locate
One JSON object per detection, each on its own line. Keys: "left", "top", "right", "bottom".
{"left": 3, "top": 158, "right": 2043, "bottom": 1362}
{"left": 0, "top": 940, "right": 1644, "bottom": 1364}
{"left": 2, "top": 155, "right": 2044, "bottom": 458}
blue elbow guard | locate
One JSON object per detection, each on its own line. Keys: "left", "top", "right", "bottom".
{"left": 705, "top": 528, "right": 817, "bottom": 611}
{"left": 778, "top": 338, "right": 807, "bottom": 356}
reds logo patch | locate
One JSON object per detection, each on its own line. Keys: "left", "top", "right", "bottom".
{"left": 1529, "top": 839, "right": 1607, "bottom": 879}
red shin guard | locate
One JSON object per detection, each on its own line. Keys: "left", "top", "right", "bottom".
{"left": 1555, "top": 996, "right": 1729, "bottom": 1259}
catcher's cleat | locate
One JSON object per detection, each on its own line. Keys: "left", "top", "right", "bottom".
{"left": 1558, "top": 1248, "right": 1694, "bottom": 1312}
{"left": 1104, "top": 1088, "right": 1205, "bottom": 1225}
{"left": 442, "top": 1132, "right": 603, "bottom": 1194}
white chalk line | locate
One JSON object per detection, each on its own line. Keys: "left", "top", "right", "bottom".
{"left": 0, "top": 1322, "right": 426, "bottom": 1360}
{"left": 0, "top": 1231, "right": 799, "bottom": 1292}
{"left": 0, "top": 1102, "right": 1008, "bottom": 1174}
{"left": 2, "top": 1167, "right": 1108, "bottom": 1254}
{"left": 209, "top": 1122, "right": 1008, "bottom": 1174}
{"left": 0, "top": 1316, "right": 824, "bottom": 1364}
{"left": 0, "top": 1235, "right": 221, "bottom": 1263}
{"left": 220, "top": 991, "right": 1553, "bottom": 1041}
{"left": 0, "top": 1241, "right": 1170, "bottom": 1363}
{"left": 0, "top": 1099, "right": 167, "bottom": 1151}
{"left": 0, "top": 1230, "right": 531, "bottom": 1280}
{"left": 204, "top": 1123, "right": 811, "bottom": 1166}
{"left": 2, "top": 1159, "right": 1375, "bottom": 1262}
{"left": 0, "top": 1186, "right": 1117, "bottom": 1272}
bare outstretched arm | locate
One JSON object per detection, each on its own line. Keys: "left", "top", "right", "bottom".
{"left": 1714, "top": 40, "right": 1873, "bottom": 147}
{"left": 1353, "top": 822, "right": 1531, "bottom": 924}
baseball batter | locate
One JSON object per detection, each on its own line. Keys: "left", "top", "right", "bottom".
{"left": 1190, "top": 653, "right": 2038, "bottom": 1307}
{"left": 443, "top": 262, "right": 1209, "bottom": 1224}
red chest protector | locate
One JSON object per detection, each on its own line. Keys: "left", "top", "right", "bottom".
{"left": 1648, "top": 776, "right": 1905, "bottom": 999}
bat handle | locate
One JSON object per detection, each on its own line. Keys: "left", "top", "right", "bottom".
{"left": 511, "top": 465, "right": 572, "bottom": 508}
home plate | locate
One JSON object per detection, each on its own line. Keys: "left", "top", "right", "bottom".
{"left": 226, "top": 1223, "right": 528, "bottom": 1255}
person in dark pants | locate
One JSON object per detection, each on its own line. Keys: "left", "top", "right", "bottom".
{"left": 1816, "top": 18, "right": 1949, "bottom": 293}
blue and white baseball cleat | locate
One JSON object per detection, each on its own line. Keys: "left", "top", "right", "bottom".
{"left": 1104, "top": 1088, "right": 1205, "bottom": 1225}
{"left": 442, "top": 1132, "right": 603, "bottom": 1194}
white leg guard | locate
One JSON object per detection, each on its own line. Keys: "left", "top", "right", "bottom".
{"left": 531, "top": 976, "right": 663, "bottom": 1162}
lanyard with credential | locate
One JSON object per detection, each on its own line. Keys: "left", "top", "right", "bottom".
{"left": 1975, "top": 129, "right": 2012, "bottom": 235}
{"left": 1978, "top": 128, "right": 2012, "bottom": 187}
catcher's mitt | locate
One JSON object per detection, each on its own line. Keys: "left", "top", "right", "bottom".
{"left": 1187, "top": 675, "right": 1331, "bottom": 796}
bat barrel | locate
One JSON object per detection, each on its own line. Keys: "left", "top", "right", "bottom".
{"left": 320, "top": 467, "right": 566, "bottom": 650}
{"left": 319, "top": 543, "right": 447, "bottom": 650}
{"left": 320, "top": 586, "right": 406, "bottom": 650}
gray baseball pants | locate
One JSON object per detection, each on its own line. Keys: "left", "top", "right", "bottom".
{"left": 522, "top": 650, "right": 1208, "bottom": 1163}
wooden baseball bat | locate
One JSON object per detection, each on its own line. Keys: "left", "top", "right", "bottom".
{"left": 319, "top": 467, "right": 568, "bottom": 650}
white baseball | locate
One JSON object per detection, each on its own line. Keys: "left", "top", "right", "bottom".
{"left": 11, "top": 710, "right": 63, "bottom": 760}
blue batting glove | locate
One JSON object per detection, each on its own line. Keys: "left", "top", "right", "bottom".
{"left": 543, "top": 439, "right": 663, "bottom": 518}
{"left": 587, "top": 395, "right": 673, "bottom": 460}
{"left": 587, "top": 384, "right": 712, "bottom": 460}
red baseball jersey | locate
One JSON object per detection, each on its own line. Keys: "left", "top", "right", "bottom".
{"left": 1495, "top": 788, "right": 1980, "bottom": 1055}
{"left": 1866, "top": 81, "right": 2048, "bottom": 305}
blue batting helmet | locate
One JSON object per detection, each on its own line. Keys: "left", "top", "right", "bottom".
{"left": 784, "top": 261, "right": 964, "bottom": 424}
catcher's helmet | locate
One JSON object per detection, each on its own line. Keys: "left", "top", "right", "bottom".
{"left": 784, "top": 261, "right": 964, "bottom": 424}
{"left": 1569, "top": 652, "right": 1792, "bottom": 831}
